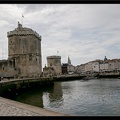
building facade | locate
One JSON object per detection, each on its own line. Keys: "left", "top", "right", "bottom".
{"left": 47, "top": 55, "right": 62, "bottom": 75}
{"left": 0, "top": 59, "right": 18, "bottom": 77}
{"left": 61, "top": 63, "right": 68, "bottom": 74}
{"left": 84, "top": 61, "right": 94, "bottom": 73}
{"left": 75, "top": 57, "right": 120, "bottom": 74}
{"left": 92, "top": 61, "right": 100, "bottom": 72}
{"left": 61, "top": 56, "right": 75, "bottom": 75}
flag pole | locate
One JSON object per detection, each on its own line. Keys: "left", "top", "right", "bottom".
{"left": 22, "top": 15, "right": 24, "bottom": 26}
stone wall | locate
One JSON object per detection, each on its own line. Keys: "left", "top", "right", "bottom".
{"left": 0, "top": 60, "right": 18, "bottom": 77}
{"left": 43, "top": 67, "right": 55, "bottom": 77}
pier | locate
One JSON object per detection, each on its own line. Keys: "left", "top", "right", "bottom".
{"left": 0, "top": 77, "right": 71, "bottom": 116}
{"left": 0, "top": 75, "right": 84, "bottom": 96}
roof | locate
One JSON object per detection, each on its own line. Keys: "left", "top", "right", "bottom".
{"left": 47, "top": 55, "right": 61, "bottom": 59}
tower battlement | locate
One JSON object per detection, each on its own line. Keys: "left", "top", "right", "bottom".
{"left": 7, "top": 21, "right": 41, "bottom": 39}
{"left": 47, "top": 56, "right": 61, "bottom": 59}
{"left": 7, "top": 29, "right": 41, "bottom": 39}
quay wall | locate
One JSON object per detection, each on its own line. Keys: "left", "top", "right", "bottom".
{"left": 54, "top": 75, "right": 83, "bottom": 81}
{"left": 97, "top": 75, "right": 120, "bottom": 78}
{"left": 0, "top": 77, "right": 54, "bottom": 97}
{"left": 95, "top": 72, "right": 120, "bottom": 78}
{"left": 0, "top": 75, "right": 84, "bottom": 96}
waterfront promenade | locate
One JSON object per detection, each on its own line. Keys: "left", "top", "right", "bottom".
{"left": 0, "top": 78, "right": 70, "bottom": 116}
{"left": 0, "top": 97, "right": 69, "bottom": 116}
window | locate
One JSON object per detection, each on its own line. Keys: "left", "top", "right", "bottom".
{"left": 29, "top": 55, "right": 32, "bottom": 61}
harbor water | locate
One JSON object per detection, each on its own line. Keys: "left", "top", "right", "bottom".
{"left": 5, "top": 78, "right": 120, "bottom": 116}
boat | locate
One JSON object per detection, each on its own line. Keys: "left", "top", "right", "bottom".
{"left": 82, "top": 76, "right": 98, "bottom": 80}
{"left": 82, "top": 76, "right": 91, "bottom": 80}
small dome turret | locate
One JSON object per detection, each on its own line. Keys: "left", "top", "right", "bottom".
{"left": 18, "top": 21, "right": 22, "bottom": 29}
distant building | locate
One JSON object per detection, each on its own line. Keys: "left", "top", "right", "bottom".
{"left": 75, "top": 64, "right": 85, "bottom": 74}
{"left": 75, "top": 57, "right": 120, "bottom": 74}
{"left": 84, "top": 61, "right": 94, "bottom": 73}
{"left": 107, "top": 59, "right": 120, "bottom": 72}
{"left": 61, "top": 63, "right": 68, "bottom": 74}
{"left": 92, "top": 61, "right": 99, "bottom": 72}
{"left": 62, "top": 56, "right": 75, "bottom": 74}
{"left": 100, "top": 61, "right": 109, "bottom": 72}
{"left": 92, "top": 60, "right": 103, "bottom": 72}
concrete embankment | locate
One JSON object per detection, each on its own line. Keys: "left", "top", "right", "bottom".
{"left": 0, "top": 77, "right": 71, "bottom": 116}
{"left": 53, "top": 75, "right": 83, "bottom": 81}
{"left": 0, "top": 97, "right": 70, "bottom": 116}
{"left": 96, "top": 74, "right": 120, "bottom": 78}
{"left": 0, "top": 75, "right": 84, "bottom": 96}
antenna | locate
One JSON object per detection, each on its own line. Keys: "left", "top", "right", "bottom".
{"left": 2, "top": 42, "right": 3, "bottom": 59}
{"left": 0, "top": 44, "right": 1, "bottom": 60}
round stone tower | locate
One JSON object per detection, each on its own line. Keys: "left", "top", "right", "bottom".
{"left": 47, "top": 55, "right": 61, "bottom": 75}
{"left": 7, "top": 21, "right": 42, "bottom": 77}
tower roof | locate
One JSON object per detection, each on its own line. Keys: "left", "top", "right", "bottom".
{"left": 68, "top": 56, "right": 71, "bottom": 64}
{"left": 104, "top": 56, "right": 108, "bottom": 61}
{"left": 47, "top": 55, "right": 61, "bottom": 59}
{"left": 7, "top": 21, "right": 41, "bottom": 40}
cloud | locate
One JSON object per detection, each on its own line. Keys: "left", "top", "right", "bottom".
{"left": 1, "top": 4, "right": 120, "bottom": 68}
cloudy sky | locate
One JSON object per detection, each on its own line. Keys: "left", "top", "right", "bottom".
{"left": 0, "top": 4, "right": 120, "bottom": 68}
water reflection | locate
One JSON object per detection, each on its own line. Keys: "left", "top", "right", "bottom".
{"left": 15, "top": 89, "right": 44, "bottom": 108}
{"left": 12, "top": 82, "right": 64, "bottom": 109}
{"left": 5, "top": 78, "right": 120, "bottom": 116}
{"left": 43, "top": 82, "right": 63, "bottom": 108}
{"left": 49, "top": 82, "right": 63, "bottom": 101}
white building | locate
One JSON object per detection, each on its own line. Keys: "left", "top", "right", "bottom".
{"left": 92, "top": 61, "right": 100, "bottom": 72}
{"left": 100, "top": 62, "right": 109, "bottom": 72}
{"left": 108, "top": 59, "right": 120, "bottom": 72}
{"left": 75, "top": 57, "right": 120, "bottom": 74}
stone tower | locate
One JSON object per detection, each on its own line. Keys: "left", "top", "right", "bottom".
{"left": 7, "top": 22, "right": 42, "bottom": 77}
{"left": 47, "top": 55, "right": 61, "bottom": 75}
